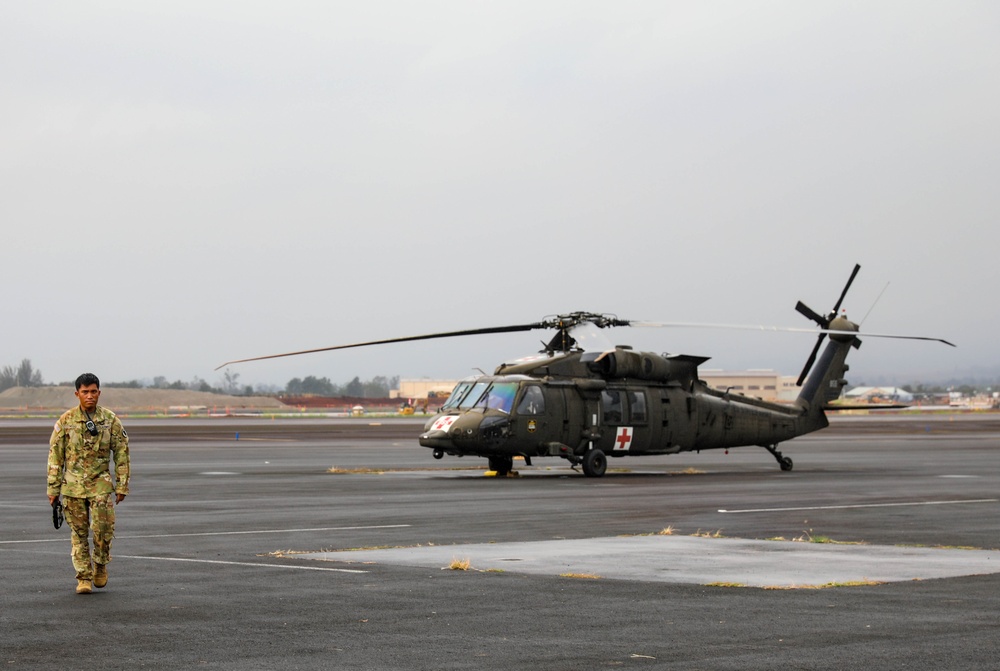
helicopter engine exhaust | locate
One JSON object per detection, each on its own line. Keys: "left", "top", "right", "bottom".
{"left": 584, "top": 349, "right": 707, "bottom": 388}
{"left": 588, "top": 349, "right": 669, "bottom": 380}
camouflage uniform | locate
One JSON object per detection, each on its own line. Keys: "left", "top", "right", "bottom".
{"left": 47, "top": 405, "right": 130, "bottom": 581}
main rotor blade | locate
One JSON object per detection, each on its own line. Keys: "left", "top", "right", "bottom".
{"left": 629, "top": 321, "right": 955, "bottom": 346}
{"left": 831, "top": 263, "right": 861, "bottom": 315}
{"left": 215, "top": 322, "right": 547, "bottom": 370}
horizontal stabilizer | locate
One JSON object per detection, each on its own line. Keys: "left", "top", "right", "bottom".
{"left": 824, "top": 403, "right": 910, "bottom": 411}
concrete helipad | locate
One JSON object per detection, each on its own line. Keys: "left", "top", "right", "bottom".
{"left": 306, "top": 534, "right": 999, "bottom": 587}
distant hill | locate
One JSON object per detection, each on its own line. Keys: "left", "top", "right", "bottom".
{"left": 0, "top": 386, "right": 285, "bottom": 412}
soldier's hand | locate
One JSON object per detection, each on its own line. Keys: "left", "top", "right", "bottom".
{"left": 116, "top": 493, "right": 126, "bottom": 504}
{"left": 48, "top": 495, "right": 58, "bottom": 506}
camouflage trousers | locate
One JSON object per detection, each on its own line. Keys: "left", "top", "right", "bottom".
{"left": 63, "top": 495, "right": 115, "bottom": 580}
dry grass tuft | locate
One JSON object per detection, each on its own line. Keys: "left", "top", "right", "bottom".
{"left": 447, "top": 557, "right": 472, "bottom": 571}
{"left": 657, "top": 526, "right": 676, "bottom": 536}
{"left": 560, "top": 572, "right": 602, "bottom": 580}
{"left": 708, "top": 579, "right": 885, "bottom": 590}
{"left": 763, "top": 579, "right": 884, "bottom": 590}
{"left": 793, "top": 529, "right": 866, "bottom": 545}
{"left": 692, "top": 529, "right": 724, "bottom": 538}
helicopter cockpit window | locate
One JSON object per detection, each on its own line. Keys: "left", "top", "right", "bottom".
{"left": 601, "top": 390, "right": 623, "bottom": 424}
{"left": 441, "top": 381, "right": 475, "bottom": 411}
{"left": 475, "top": 382, "right": 518, "bottom": 413}
{"left": 516, "top": 386, "right": 545, "bottom": 416}
{"left": 459, "top": 382, "right": 490, "bottom": 410}
{"left": 627, "top": 390, "right": 647, "bottom": 423}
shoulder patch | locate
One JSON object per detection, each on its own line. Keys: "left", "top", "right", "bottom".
{"left": 53, "top": 422, "right": 61, "bottom": 432}
{"left": 122, "top": 428, "right": 128, "bottom": 438}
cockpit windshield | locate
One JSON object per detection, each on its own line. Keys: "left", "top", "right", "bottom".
{"left": 458, "top": 381, "right": 490, "bottom": 410}
{"left": 440, "top": 380, "right": 476, "bottom": 411}
{"left": 474, "top": 382, "right": 519, "bottom": 414}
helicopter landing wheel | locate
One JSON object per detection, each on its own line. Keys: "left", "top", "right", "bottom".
{"left": 764, "top": 445, "right": 793, "bottom": 472}
{"left": 581, "top": 449, "right": 607, "bottom": 478}
{"left": 488, "top": 456, "right": 513, "bottom": 477}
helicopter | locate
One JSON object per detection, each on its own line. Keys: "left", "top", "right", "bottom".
{"left": 218, "top": 265, "right": 953, "bottom": 478}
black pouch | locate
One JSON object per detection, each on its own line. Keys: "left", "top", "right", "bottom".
{"left": 52, "top": 500, "right": 63, "bottom": 530}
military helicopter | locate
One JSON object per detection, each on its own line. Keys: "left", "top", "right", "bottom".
{"left": 218, "top": 265, "right": 953, "bottom": 477}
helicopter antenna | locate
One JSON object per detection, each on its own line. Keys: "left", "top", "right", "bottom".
{"left": 859, "top": 281, "right": 890, "bottom": 326}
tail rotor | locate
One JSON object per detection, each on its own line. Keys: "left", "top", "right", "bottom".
{"left": 795, "top": 264, "right": 861, "bottom": 386}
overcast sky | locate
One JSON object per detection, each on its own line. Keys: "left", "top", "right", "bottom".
{"left": 4, "top": 2, "right": 998, "bottom": 390}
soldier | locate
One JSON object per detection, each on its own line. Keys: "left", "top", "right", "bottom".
{"left": 47, "top": 373, "right": 130, "bottom": 594}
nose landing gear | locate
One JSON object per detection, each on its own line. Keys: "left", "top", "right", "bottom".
{"left": 488, "top": 455, "right": 514, "bottom": 477}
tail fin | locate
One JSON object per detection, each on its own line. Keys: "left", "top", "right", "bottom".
{"left": 795, "top": 317, "right": 860, "bottom": 432}
{"left": 791, "top": 264, "right": 863, "bottom": 431}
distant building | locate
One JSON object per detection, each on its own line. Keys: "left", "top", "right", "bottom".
{"left": 392, "top": 379, "right": 460, "bottom": 401}
{"left": 699, "top": 370, "right": 800, "bottom": 403}
{"left": 843, "top": 386, "right": 914, "bottom": 404}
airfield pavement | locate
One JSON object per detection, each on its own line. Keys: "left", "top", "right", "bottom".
{"left": 2, "top": 414, "right": 999, "bottom": 670}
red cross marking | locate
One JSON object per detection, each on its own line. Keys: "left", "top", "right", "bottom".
{"left": 615, "top": 426, "right": 632, "bottom": 451}
{"left": 432, "top": 416, "right": 457, "bottom": 432}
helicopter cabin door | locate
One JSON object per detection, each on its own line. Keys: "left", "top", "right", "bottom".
{"left": 512, "top": 383, "right": 566, "bottom": 450}
{"left": 597, "top": 388, "right": 652, "bottom": 456}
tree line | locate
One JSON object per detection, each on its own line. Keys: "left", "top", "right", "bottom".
{"left": 0, "top": 359, "right": 399, "bottom": 398}
{"left": 5, "top": 357, "right": 995, "bottom": 399}
{"left": 0, "top": 359, "right": 44, "bottom": 391}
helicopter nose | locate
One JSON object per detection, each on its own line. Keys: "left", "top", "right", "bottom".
{"left": 418, "top": 414, "right": 486, "bottom": 451}
{"left": 418, "top": 429, "right": 453, "bottom": 449}
{"left": 419, "top": 413, "right": 508, "bottom": 453}
{"left": 419, "top": 414, "right": 461, "bottom": 449}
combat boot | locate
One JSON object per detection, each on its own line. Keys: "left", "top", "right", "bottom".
{"left": 76, "top": 579, "right": 93, "bottom": 594}
{"left": 94, "top": 564, "right": 108, "bottom": 588}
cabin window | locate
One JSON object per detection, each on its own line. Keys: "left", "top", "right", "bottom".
{"left": 516, "top": 386, "right": 545, "bottom": 416}
{"left": 601, "top": 390, "right": 624, "bottom": 424}
{"left": 627, "top": 390, "right": 647, "bottom": 423}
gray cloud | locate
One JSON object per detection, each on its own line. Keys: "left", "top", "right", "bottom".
{"left": 4, "top": 2, "right": 996, "bottom": 388}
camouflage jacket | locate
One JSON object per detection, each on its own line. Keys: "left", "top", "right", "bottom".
{"left": 47, "top": 405, "right": 130, "bottom": 498}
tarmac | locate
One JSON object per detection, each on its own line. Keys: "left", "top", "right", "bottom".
{"left": 2, "top": 414, "right": 999, "bottom": 670}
